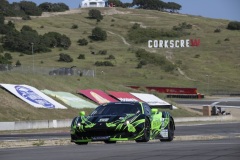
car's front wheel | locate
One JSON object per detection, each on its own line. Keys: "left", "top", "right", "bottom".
{"left": 75, "top": 142, "right": 88, "bottom": 145}
{"left": 136, "top": 118, "right": 150, "bottom": 142}
{"left": 104, "top": 141, "right": 116, "bottom": 144}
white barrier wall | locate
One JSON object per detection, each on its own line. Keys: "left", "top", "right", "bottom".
{"left": 0, "top": 119, "right": 72, "bottom": 131}
{"left": 0, "top": 115, "right": 233, "bottom": 131}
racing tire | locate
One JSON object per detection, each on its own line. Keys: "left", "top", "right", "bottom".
{"left": 104, "top": 141, "right": 116, "bottom": 144}
{"left": 160, "top": 119, "right": 174, "bottom": 142}
{"left": 136, "top": 118, "right": 150, "bottom": 143}
{"left": 75, "top": 142, "right": 88, "bottom": 145}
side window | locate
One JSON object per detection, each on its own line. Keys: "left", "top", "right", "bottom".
{"left": 143, "top": 103, "right": 151, "bottom": 116}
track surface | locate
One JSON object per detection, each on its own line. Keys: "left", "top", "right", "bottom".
{"left": 174, "top": 97, "right": 240, "bottom": 107}
{"left": 1, "top": 123, "right": 240, "bottom": 141}
{"left": 0, "top": 139, "right": 240, "bottom": 160}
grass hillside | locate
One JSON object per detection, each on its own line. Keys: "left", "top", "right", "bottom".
{"left": 0, "top": 7, "right": 239, "bottom": 121}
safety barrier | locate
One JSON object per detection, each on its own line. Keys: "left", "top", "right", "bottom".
{"left": 0, "top": 119, "right": 72, "bottom": 131}
{"left": 0, "top": 115, "right": 234, "bottom": 131}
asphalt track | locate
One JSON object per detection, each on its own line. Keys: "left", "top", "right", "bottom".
{"left": 0, "top": 139, "right": 239, "bottom": 160}
{"left": 174, "top": 97, "right": 240, "bottom": 107}
{"left": 1, "top": 122, "right": 240, "bottom": 141}
{"left": 0, "top": 98, "right": 239, "bottom": 160}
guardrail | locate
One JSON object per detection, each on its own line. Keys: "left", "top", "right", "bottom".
{"left": 0, "top": 119, "right": 72, "bottom": 131}
{"left": 0, "top": 64, "right": 95, "bottom": 77}
{"left": 0, "top": 115, "right": 234, "bottom": 131}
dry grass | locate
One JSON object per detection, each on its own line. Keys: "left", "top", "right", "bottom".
{"left": 1, "top": 7, "right": 240, "bottom": 121}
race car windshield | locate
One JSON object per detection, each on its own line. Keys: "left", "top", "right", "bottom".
{"left": 91, "top": 103, "right": 142, "bottom": 116}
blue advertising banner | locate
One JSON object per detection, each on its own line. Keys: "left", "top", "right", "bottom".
{"left": 0, "top": 84, "right": 67, "bottom": 109}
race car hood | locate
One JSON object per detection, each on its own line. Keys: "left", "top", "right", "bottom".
{"left": 85, "top": 114, "right": 135, "bottom": 123}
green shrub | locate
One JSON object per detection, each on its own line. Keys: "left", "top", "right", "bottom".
{"left": 4, "top": 53, "right": 12, "bottom": 60}
{"left": 224, "top": 38, "right": 230, "bottom": 41}
{"left": 98, "top": 50, "right": 107, "bottom": 55}
{"left": 22, "top": 15, "right": 31, "bottom": 20}
{"left": 95, "top": 61, "right": 114, "bottom": 66}
{"left": 0, "top": 46, "right": 3, "bottom": 53}
{"left": 106, "top": 55, "right": 115, "bottom": 60}
{"left": 78, "top": 38, "right": 88, "bottom": 46}
{"left": 216, "top": 40, "right": 221, "bottom": 44}
{"left": 136, "top": 63, "right": 142, "bottom": 69}
{"left": 135, "top": 49, "right": 176, "bottom": 72}
{"left": 15, "top": 60, "right": 21, "bottom": 66}
{"left": 227, "top": 21, "right": 240, "bottom": 30}
{"left": 194, "top": 54, "right": 200, "bottom": 58}
{"left": 71, "top": 24, "right": 78, "bottom": 29}
{"left": 90, "top": 27, "right": 107, "bottom": 41}
{"left": 128, "top": 24, "right": 189, "bottom": 44}
{"left": 132, "top": 23, "right": 141, "bottom": 29}
{"left": 78, "top": 54, "right": 85, "bottom": 59}
{"left": 214, "top": 28, "right": 221, "bottom": 33}
{"left": 173, "top": 22, "right": 192, "bottom": 31}
{"left": 88, "top": 9, "right": 103, "bottom": 21}
{"left": 58, "top": 53, "right": 73, "bottom": 62}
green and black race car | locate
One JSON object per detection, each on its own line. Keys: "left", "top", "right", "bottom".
{"left": 71, "top": 102, "right": 175, "bottom": 145}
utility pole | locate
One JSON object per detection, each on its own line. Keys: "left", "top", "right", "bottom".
{"left": 31, "top": 42, "right": 34, "bottom": 73}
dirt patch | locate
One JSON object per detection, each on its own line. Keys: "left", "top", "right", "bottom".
{"left": 1, "top": 135, "right": 237, "bottom": 148}
{"left": 33, "top": 9, "right": 82, "bottom": 18}
{"left": 130, "top": 21, "right": 147, "bottom": 28}
{"left": 102, "top": 8, "right": 131, "bottom": 15}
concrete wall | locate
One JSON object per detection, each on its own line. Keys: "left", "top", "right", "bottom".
{"left": 0, "top": 119, "right": 72, "bottom": 131}
{"left": 174, "top": 115, "right": 233, "bottom": 123}
{"left": 0, "top": 115, "right": 233, "bottom": 131}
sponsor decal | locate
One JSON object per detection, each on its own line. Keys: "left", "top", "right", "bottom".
{"left": 90, "top": 91, "right": 110, "bottom": 104}
{"left": 41, "top": 90, "right": 97, "bottom": 109}
{"left": 148, "top": 39, "right": 200, "bottom": 48}
{"left": 78, "top": 89, "right": 118, "bottom": 104}
{"left": 98, "top": 118, "right": 109, "bottom": 122}
{"left": 107, "top": 91, "right": 141, "bottom": 102}
{"left": 92, "top": 136, "right": 110, "bottom": 141}
{"left": 130, "top": 93, "right": 171, "bottom": 106}
{"left": 0, "top": 84, "right": 67, "bottom": 109}
{"left": 15, "top": 86, "right": 55, "bottom": 109}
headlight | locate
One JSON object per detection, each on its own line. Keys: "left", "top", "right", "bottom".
{"left": 124, "top": 120, "right": 130, "bottom": 125}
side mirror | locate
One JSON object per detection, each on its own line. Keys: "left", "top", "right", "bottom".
{"left": 151, "top": 108, "right": 158, "bottom": 114}
{"left": 79, "top": 111, "right": 85, "bottom": 116}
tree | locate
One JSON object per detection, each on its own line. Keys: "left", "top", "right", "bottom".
{"left": 38, "top": 2, "right": 69, "bottom": 12}
{"left": 0, "top": 14, "right": 4, "bottom": 25}
{"left": 107, "top": 0, "right": 123, "bottom": 7}
{"left": 15, "top": 60, "right": 21, "bottom": 66}
{"left": 42, "top": 32, "right": 71, "bottom": 49}
{"left": 4, "top": 53, "right": 12, "bottom": 60}
{"left": 227, "top": 21, "right": 240, "bottom": 30}
{"left": 133, "top": 0, "right": 167, "bottom": 10}
{"left": 132, "top": 0, "right": 181, "bottom": 11}
{"left": 88, "top": 9, "right": 103, "bottom": 21}
{"left": 166, "top": 2, "right": 182, "bottom": 12}
{"left": 58, "top": 53, "right": 73, "bottom": 62}
{"left": 90, "top": 27, "right": 107, "bottom": 41}
{"left": 0, "top": 53, "right": 12, "bottom": 64}
{"left": 0, "top": 45, "right": 3, "bottom": 53}
{"left": 19, "top": 1, "right": 42, "bottom": 16}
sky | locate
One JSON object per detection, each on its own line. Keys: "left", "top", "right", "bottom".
{"left": 7, "top": 0, "right": 240, "bottom": 21}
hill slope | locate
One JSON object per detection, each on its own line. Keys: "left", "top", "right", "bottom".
{"left": 0, "top": 7, "right": 239, "bottom": 121}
